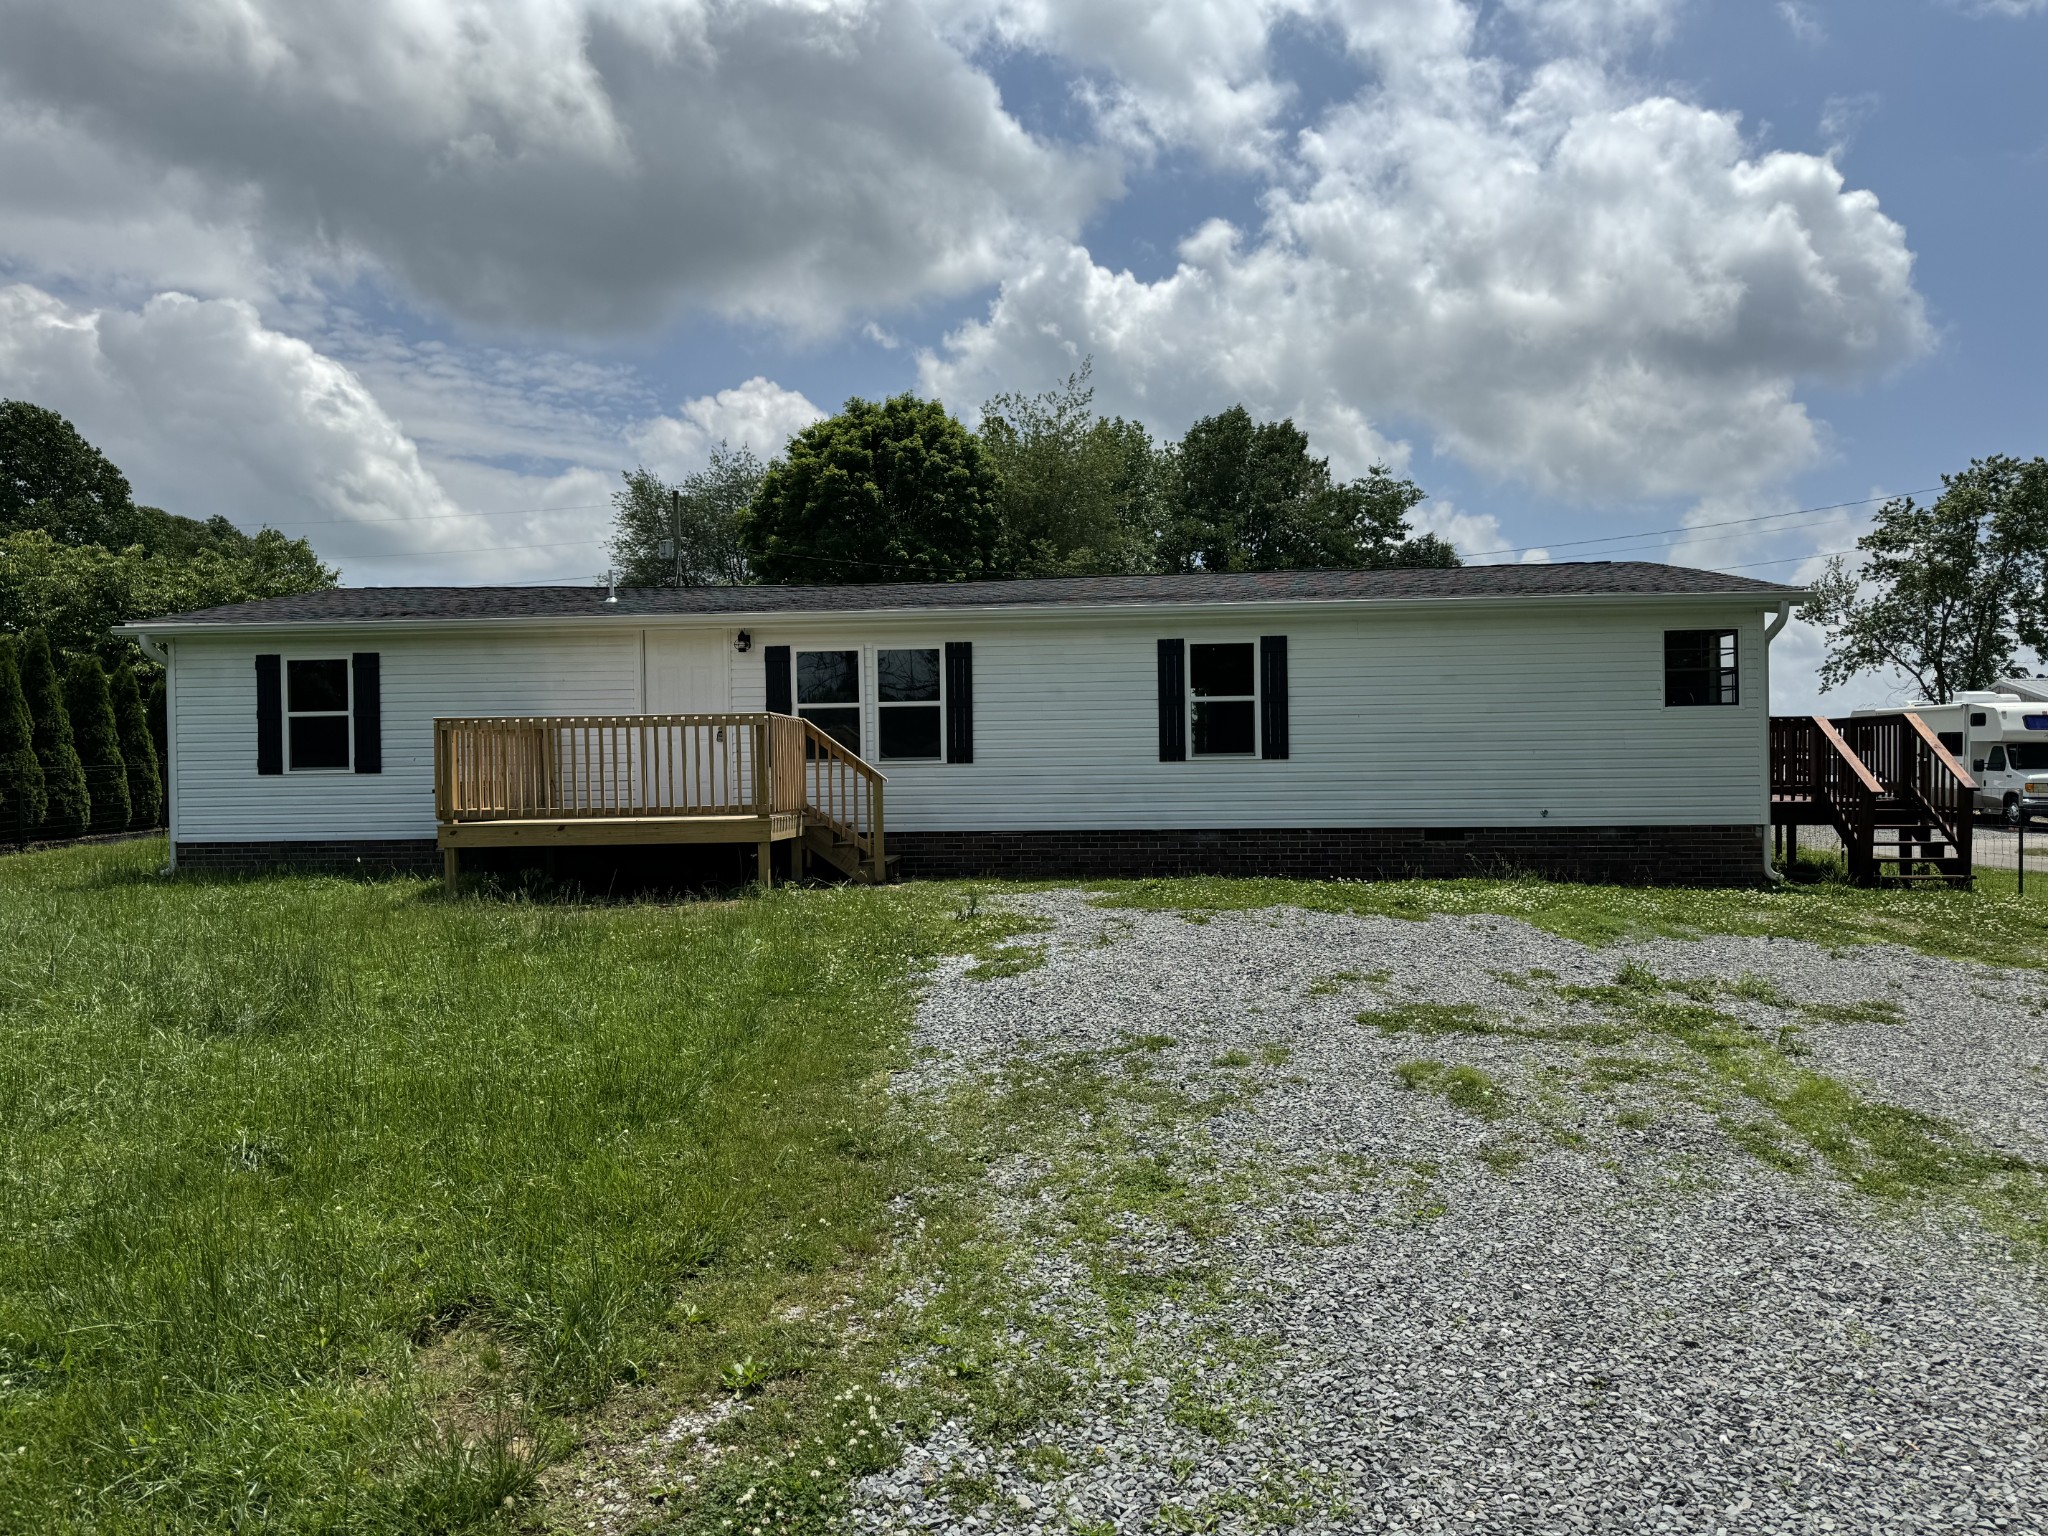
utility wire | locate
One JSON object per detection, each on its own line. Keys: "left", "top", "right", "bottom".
{"left": 1459, "top": 489, "right": 1935, "bottom": 562}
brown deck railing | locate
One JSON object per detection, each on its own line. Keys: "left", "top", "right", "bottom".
{"left": 1769, "top": 711, "right": 1977, "bottom": 884}
{"left": 434, "top": 712, "right": 887, "bottom": 879}
{"left": 1837, "top": 711, "right": 1975, "bottom": 867}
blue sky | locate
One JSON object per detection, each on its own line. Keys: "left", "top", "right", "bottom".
{"left": 0, "top": 0, "right": 2040, "bottom": 710}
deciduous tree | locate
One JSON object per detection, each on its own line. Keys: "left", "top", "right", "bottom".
{"left": 1163, "top": 406, "right": 1456, "bottom": 572}
{"left": 608, "top": 444, "right": 763, "bottom": 587}
{"left": 1804, "top": 456, "right": 2048, "bottom": 702}
{"left": 978, "top": 365, "right": 1167, "bottom": 576}
{"left": 744, "top": 395, "right": 1002, "bottom": 584}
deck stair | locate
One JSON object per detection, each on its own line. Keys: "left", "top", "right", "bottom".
{"left": 1769, "top": 711, "right": 1976, "bottom": 887}
{"left": 433, "top": 712, "right": 888, "bottom": 889}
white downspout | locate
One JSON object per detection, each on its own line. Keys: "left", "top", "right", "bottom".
{"left": 131, "top": 631, "right": 175, "bottom": 869}
{"left": 1762, "top": 600, "right": 1792, "bottom": 884}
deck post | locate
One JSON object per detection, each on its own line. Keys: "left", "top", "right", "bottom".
{"left": 871, "top": 780, "right": 886, "bottom": 883}
{"left": 443, "top": 846, "right": 459, "bottom": 894}
{"left": 757, "top": 837, "right": 772, "bottom": 890}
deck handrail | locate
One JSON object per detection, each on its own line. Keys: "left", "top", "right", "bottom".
{"left": 800, "top": 720, "right": 887, "bottom": 881}
{"left": 433, "top": 711, "right": 888, "bottom": 881}
{"left": 1837, "top": 710, "right": 1975, "bottom": 872}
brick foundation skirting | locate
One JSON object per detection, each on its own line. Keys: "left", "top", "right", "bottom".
{"left": 887, "top": 825, "right": 1768, "bottom": 886}
{"left": 176, "top": 839, "right": 440, "bottom": 876}
{"left": 176, "top": 825, "right": 1767, "bottom": 886}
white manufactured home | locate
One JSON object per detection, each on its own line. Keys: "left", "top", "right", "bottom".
{"left": 119, "top": 564, "right": 1803, "bottom": 886}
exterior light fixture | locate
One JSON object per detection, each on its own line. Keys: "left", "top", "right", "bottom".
{"left": 735, "top": 630, "right": 752, "bottom": 653}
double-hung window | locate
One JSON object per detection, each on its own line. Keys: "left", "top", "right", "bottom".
{"left": 287, "top": 658, "right": 352, "bottom": 770}
{"left": 877, "top": 648, "right": 942, "bottom": 761}
{"left": 1189, "top": 642, "right": 1257, "bottom": 756}
{"left": 1664, "top": 630, "right": 1738, "bottom": 707}
{"left": 796, "top": 650, "right": 861, "bottom": 753}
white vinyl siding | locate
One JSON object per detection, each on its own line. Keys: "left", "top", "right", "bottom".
{"left": 170, "top": 629, "right": 645, "bottom": 842}
{"left": 165, "top": 599, "right": 1772, "bottom": 843}
{"left": 724, "top": 603, "right": 1770, "bottom": 830}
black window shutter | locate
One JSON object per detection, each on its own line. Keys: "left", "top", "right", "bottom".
{"left": 1157, "top": 639, "right": 1186, "bottom": 762}
{"left": 352, "top": 653, "right": 382, "bottom": 773}
{"left": 944, "top": 641, "right": 974, "bottom": 764}
{"left": 1259, "top": 635, "right": 1289, "bottom": 760}
{"left": 255, "top": 653, "right": 283, "bottom": 775}
{"left": 764, "top": 645, "right": 792, "bottom": 714}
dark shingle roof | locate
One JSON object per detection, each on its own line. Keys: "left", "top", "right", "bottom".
{"left": 125, "top": 563, "right": 1802, "bottom": 629}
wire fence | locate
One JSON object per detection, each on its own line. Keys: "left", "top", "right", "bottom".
{"left": 5, "top": 761, "right": 168, "bottom": 849}
{"left": 1777, "top": 817, "right": 2042, "bottom": 886}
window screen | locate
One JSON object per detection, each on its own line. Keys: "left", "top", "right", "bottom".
{"left": 286, "top": 658, "right": 351, "bottom": 770}
{"left": 1190, "top": 642, "right": 1257, "bottom": 756}
{"left": 877, "top": 648, "right": 942, "bottom": 761}
{"left": 1664, "top": 630, "right": 1738, "bottom": 707}
{"left": 796, "top": 650, "right": 861, "bottom": 753}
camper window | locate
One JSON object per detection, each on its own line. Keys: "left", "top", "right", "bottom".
{"left": 1938, "top": 731, "right": 1964, "bottom": 756}
{"left": 2007, "top": 744, "right": 2048, "bottom": 771}
{"left": 1664, "top": 630, "right": 1738, "bottom": 706}
{"left": 1988, "top": 746, "right": 2008, "bottom": 772}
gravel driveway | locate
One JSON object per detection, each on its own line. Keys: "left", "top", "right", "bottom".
{"left": 856, "top": 891, "right": 2048, "bottom": 1535}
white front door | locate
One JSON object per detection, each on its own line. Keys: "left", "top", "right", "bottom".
{"left": 646, "top": 631, "right": 730, "bottom": 713}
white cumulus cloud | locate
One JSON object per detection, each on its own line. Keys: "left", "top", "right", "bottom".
{"left": 922, "top": 32, "right": 1930, "bottom": 508}
{"left": 628, "top": 378, "right": 827, "bottom": 479}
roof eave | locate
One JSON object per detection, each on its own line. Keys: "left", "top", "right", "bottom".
{"left": 114, "top": 584, "right": 1811, "bottom": 639}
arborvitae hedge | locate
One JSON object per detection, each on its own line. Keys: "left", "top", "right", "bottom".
{"left": 110, "top": 664, "right": 162, "bottom": 829}
{"left": 64, "top": 655, "right": 130, "bottom": 834}
{"left": 18, "top": 631, "right": 89, "bottom": 838}
{"left": 0, "top": 637, "right": 46, "bottom": 841}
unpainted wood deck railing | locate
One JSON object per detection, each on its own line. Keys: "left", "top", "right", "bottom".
{"left": 433, "top": 712, "right": 887, "bottom": 879}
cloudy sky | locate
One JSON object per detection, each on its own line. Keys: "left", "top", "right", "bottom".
{"left": 0, "top": 0, "right": 2041, "bottom": 708}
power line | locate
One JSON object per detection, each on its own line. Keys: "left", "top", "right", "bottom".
{"left": 1461, "top": 489, "right": 1935, "bottom": 562}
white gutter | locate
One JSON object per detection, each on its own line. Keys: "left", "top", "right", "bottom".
{"left": 1761, "top": 598, "right": 1794, "bottom": 885}
{"left": 133, "top": 631, "right": 171, "bottom": 665}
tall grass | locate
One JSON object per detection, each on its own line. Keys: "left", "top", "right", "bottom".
{"left": 0, "top": 839, "right": 967, "bottom": 1534}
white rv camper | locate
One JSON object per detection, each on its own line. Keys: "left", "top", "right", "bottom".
{"left": 1858, "top": 691, "right": 2048, "bottom": 823}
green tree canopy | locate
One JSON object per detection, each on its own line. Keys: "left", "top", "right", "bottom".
{"left": 0, "top": 400, "right": 141, "bottom": 548}
{"left": 1163, "top": 406, "right": 1456, "bottom": 572}
{"left": 110, "top": 662, "right": 162, "bottom": 829}
{"left": 744, "top": 395, "right": 1003, "bottom": 584}
{"left": 978, "top": 365, "right": 1167, "bottom": 576}
{"left": 1804, "top": 455, "right": 2048, "bottom": 702}
{"left": 63, "top": 654, "right": 129, "bottom": 835}
{"left": 18, "top": 630, "right": 88, "bottom": 837}
{"left": 1, "top": 527, "right": 336, "bottom": 668}
{"left": 0, "top": 636, "right": 46, "bottom": 840}
{"left": 0, "top": 402, "right": 337, "bottom": 667}
{"left": 608, "top": 444, "right": 763, "bottom": 587}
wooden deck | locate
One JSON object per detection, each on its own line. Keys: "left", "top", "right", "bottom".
{"left": 433, "top": 712, "right": 886, "bottom": 889}
{"left": 1769, "top": 711, "right": 1976, "bottom": 885}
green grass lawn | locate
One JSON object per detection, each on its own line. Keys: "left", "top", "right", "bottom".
{"left": 0, "top": 839, "right": 1037, "bottom": 1534}
{"left": 4, "top": 839, "right": 2045, "bottom": 1535}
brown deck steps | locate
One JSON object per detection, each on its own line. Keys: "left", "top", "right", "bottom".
{"left": 1769, "top": 713, "right": 1977, "bottom": 888}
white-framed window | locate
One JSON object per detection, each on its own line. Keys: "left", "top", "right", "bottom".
{"left": 287, "top": 657, "right": 352, "bottom": 771}
{"left": 796, "top": 649, "right": 861, "bottom": 754}
{"left": 876, "top": 648, "right": 943, "bottom": 761}
{"left": 1188, "top": 641, "right": 1257, "bottom": 757}
{"left": 1664, "top": 630, "right": 1738, "bottom": 707}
